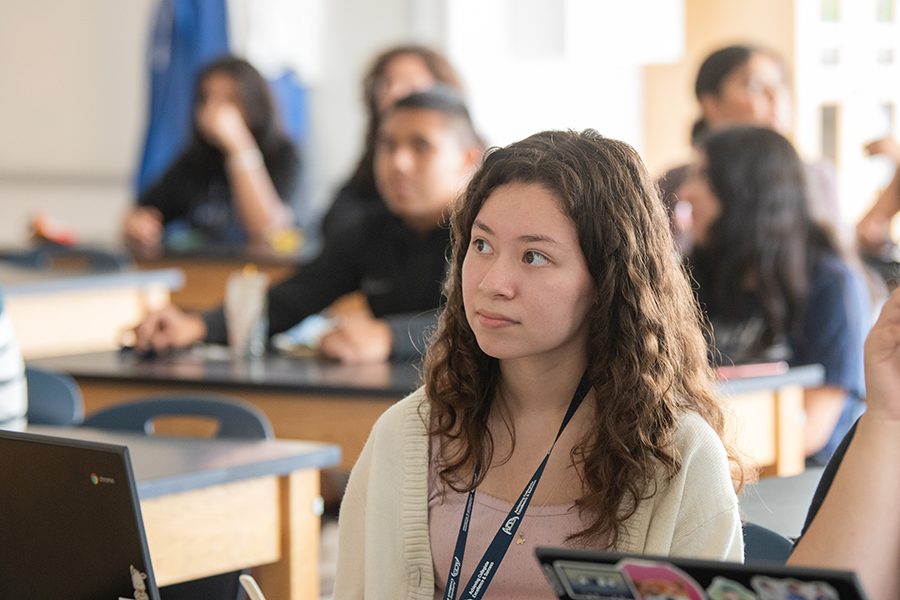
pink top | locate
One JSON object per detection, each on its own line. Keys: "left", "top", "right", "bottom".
{"left": 428, "top": 442, "right": 605, "bottom": 599}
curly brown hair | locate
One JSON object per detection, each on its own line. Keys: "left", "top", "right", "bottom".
{"left": 424, "top": 130, "right": 748, "bottom": 546}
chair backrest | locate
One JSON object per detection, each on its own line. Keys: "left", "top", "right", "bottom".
{"left": 743, "top": 521, "right": 794, "bottom": 564}
{"left": 81, "top": 393, "right": 274, "bottom": 440}
{"left": 25, "top": 367, "right": 84, "bottom": 426}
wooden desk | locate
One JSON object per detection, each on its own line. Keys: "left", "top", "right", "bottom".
{"left": 28, "top": 425, "right": 341, "bottom": 600}
{"left": 136, "top": 254, "right": 297, "bottom": 312}
{"left": 1, "top": 264, "right": 184, "bottom": 360}
{"left": 134, "top": 251, "right": 369, "bottom": 317}
{"left": 28, "top": 348, "right": 420, "bottom": 471}
{"left": 720, "top": 364, "right": 825, "bottom": 477}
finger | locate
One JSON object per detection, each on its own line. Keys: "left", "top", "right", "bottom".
{"left": 319, "top": 331, "right": 356, "bottom": 363}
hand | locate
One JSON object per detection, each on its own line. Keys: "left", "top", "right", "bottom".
{"left": 133, "top": 305, "right": 207, "bottom": 354}
{"left": 864, "top": 137, "right": 900, "bottom": 165}
{"left": 864, "top": 288, "right": 900, "bottom": 422}
{"left": 122, "top": 207, "right": 163, "bottom": 258}
{"left": 196, "top": 102, "right": 255, "bottom": 154}
{"left": 317, "top": 315, "right": 393, "bottom": 364}
{"left": 857, "top": 216, "right": 893, "bottom": 256}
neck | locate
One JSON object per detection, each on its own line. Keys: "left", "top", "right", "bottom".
{"left": 497, "top": 357, "right": 588, "bottom": 417}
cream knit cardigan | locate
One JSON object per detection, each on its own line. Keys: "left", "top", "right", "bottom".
{"left": 334, "top": 388, "right": 743, "bottom": 600}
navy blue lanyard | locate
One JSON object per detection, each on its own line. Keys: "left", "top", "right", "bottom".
{"left": 442, "top": 372, "right": 592, "bottom": 600}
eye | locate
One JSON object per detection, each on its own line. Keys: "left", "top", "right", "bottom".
{"left": 524, "top": 251, "right": 549, "bottom": 266}
{"left": 472, "top": 238, "right": 492, "bottom": 254}
{"left": 746, "top": 78, "right": 767, "bottom": 95}
{"left": 413, "top": 139, "right": 432, "bottom": 154}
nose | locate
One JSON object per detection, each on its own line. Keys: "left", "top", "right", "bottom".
{"left": 389, "top": 146, "right": 415, "bottom": 175}
{"left": 478, "top": 254, "right": 516, "bottom": 299}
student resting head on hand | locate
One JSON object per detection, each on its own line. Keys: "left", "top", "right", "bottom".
{"left": 123, "top": 56, "right": 301, "bottom": 257}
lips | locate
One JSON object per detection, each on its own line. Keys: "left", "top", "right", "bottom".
{"left": 476, "top": 310, "right": 518, "bottom": 329}
{"left": 388, "top": 178, "right": 414, "bottom": 198}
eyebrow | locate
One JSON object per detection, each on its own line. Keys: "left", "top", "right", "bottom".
{"left": 472, "top": 219, "right": 562, "bottom": 246}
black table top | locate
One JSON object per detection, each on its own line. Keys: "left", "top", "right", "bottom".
{"left": 28, "top": 347, "right": 424, "bottom": 398}
{"left": 26, "top": 425, "right": 341, "bottom": 500}
{"left": 28, "top": 348, "right": 821, "bottom": 401}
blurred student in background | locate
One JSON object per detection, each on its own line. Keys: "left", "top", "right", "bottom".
{"left": 678, "top": 125, "right": 870, "bottom": 466}
{"left": 123, "top": 57, "right": 301, "bottom": 257}
{"left": 132, "top": 88, "right": 483, "bottom": 364}
{"left": 659, "top": 45, "right": 843, "bottom": 254}
{"left": 320, "top": 45, "right": 465, "bottom": 239}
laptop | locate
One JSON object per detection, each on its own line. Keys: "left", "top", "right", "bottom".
{"left": 536, "top": 547, "right": 868, "bottom": 600}
{"left": 0, "top": 429, "right": 161, "bottom": 600}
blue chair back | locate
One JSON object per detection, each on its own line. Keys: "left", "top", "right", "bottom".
{"left": 25, "top": 367, "right": 84, "bottom": 426}
{"left": 81, "top": 393, "right": 273, "bottom": 440}
{"left": 743, "top": 521, "right": 794, "bottom": 563}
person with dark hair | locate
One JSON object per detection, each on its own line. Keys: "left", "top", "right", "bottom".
{"left": 334, "top": 130, "right": 748, "bottom": 599}
{"left": 123, "top": 56, "right": 301, "bottom": 257}
{"left": 658, "top": 45, "right": 844, "bottom": 255}
{"left": 320, "top": 44, "right": 465, "bottom": 239}
{"left": 131, "top": 88, "right": 483, "bottom": 363}
{"left": 678, "top": 125, "right": 870, "bottom": 465}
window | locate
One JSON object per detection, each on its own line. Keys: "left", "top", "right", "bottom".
{"left": 822, "top": 0, "right": 840, "bottom": 20}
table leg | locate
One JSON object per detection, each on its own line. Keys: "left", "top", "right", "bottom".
{"left": 256, "top": 469, "right": 322, "bottom": 600}
{"left": 774, "top": 384, "right": 805, "bottom": 476}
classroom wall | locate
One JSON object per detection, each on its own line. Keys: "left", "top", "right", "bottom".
{"left": 0, "top": 1, "right": 157, "bottom": 244}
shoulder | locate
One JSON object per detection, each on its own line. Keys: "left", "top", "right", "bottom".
{"left": 671, "top": 410, "right": 732, "bottom": 473}
{"left": 807, "top": 253, "right": 870, "bottom": 321}
{"left": 811, "top": 252, "right": 853, "bottom": 283}
{"left": 622, "top": 409, "right": 742, "bottom": 559}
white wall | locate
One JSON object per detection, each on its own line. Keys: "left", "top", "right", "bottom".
{"left": 0, "top": 1, "right": 157, "bottom": 244}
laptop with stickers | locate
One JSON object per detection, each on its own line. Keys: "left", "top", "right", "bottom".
{"left": 0, "top": 429, "right": 160, "bottom": 600}
{"left": 536, "top": 547, "right": 868, "bottom": 600}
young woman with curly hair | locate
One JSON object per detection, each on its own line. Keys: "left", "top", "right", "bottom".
{"left": 335, "top": 130, "right": 748, "bottom": 600}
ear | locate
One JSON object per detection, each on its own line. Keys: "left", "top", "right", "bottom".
{"left": 698, "top": 91, "right": 725, "bottom": 127}
{"left": 461, "top": 143, "right": 483, "bottom": 172}
{"left": 457, "top": 144, "right": 484, "bottom": 182}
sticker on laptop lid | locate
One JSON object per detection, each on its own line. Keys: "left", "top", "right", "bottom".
{"left": 751, "top": 576, "right": 839, "bottom": 600}
{"left": 707, "top": 576, "right": 758, "bottom": 600}
{"left": 550, "top": 560, "right": 640, "bottom": 600}
{"left": 129, "top": 564, "right": 150, "bottom": 600}
{"left": 616, "top": 558, "right": 706, "bottom": 600}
